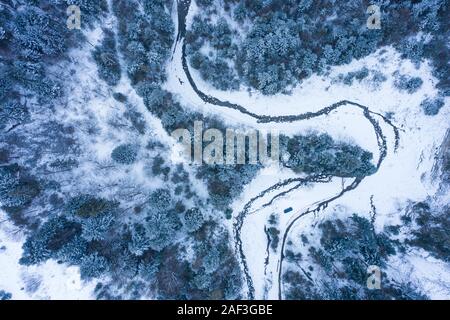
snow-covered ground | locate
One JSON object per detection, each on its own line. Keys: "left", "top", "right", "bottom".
{"left": 0, "top": 210, "right": 98, "bottom": 299}
{"left": 165, "top": 21, "right": 449, "bottom": 299}
{"left": 1, "top": 1, "right": 448, "bottom": 300}
{"left": 0, "top": 24, "right": 208, "bottom": 300}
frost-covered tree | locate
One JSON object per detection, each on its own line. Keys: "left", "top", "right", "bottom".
{"left": 56, "top": 236, "right": 88, "bottom": 265}
{"left": 65, "top": 0, "right": 108, "bottom": 24}
{"left": 80, "top": 253, "right": 110, "bottom": 280}
{"left": 197, "top": 57, "right": 239, "bottom": 91}
{"left": 81, "top": 213, "right": 114, "bottom": 242}
{"left": 145, "top": 210, "right": 181, "bottom": 251}
{"left": 20, "top": 237, "right": 51, "bottom": 266}
{"left": 0, "top": 290, "right": 12, "bottom": 300}
{"left": 20, "top": 216, "right": 81, "bottom": 266}
{"left": 0, "top": 164, "right": 40, "bottom": 209}
{"left": 0, "top": 100, "right": 29, "bottom": 131}
{"left": 148, "top": 188, "right": 172, "bottom": 212}
{"left": 283, "top": 214, "right": 425, "bottom": 300}
{"left": 183, "top": 207, "right": 204, "bottom": 233}
{"left": 138, "top": 259, "right": 160, "bottom": 282}
{"left": 66, "top": 195, "right": 119, "bottom": 218}
{"left": 421, "top": 97, "right": 445, "bottom": 116}
{"left": 405, "top": 203, "right": 450, "bottom": 263}
{"left": 394, "top": 74, "right": 423, "bottom": 94}
{"left": 112, "top": 0, "right": 174, "bottom": 86}
{"left": 111, "top": 144, "right": 138, "bottom": 165}
{"left": 11, "top": 7, "right": 67, "bottom": 59}
{"left": 188, "top": 0, "right": 449, "bottom": 96}
{"left": 128, "top": 223, "right": 151, "bottom": 256}
{"left": 191, "top": 271, "right": 212, "bottom": 290}
{"left": 281, "top": 133, "right": 376, "bottom": 178}
{"left": 203, "top": 247, "right": 221, "bottom": 274}
{"left": 93, "top": 29, "right": 121, "bottom": 86}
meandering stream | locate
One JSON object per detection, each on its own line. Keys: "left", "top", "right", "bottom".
{"left": 173, "top": 0, "right": 400, "bottom": 300}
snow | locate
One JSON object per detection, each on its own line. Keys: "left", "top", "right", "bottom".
{"left": 0, "top": 210, "right": 98, "bottom": 300}
{"left": 237, "top": 175, "right": 355, "bottom": 298}
{"left": 399, "top": 250, "right": 450, "bottom": 299}
{"left": 165, "top": 30, "right": 449, "bottom": 299}
{"left": 0, "top": 22, "right": 210, "bottom": 299}
{"left": 1, "top": 1, "right": 449, "bottom": 300}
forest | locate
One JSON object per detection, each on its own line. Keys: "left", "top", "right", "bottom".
{"left": 187, "top": 0, "right": 449, "bottom": 105}
{"left": 0, "top": 0, "right": 448, "bottom": 300}
{"left": 282, "top": 214, "right": 427, "bottom": 300}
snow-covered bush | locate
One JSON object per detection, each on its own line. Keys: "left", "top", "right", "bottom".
{"left": 421, "top": 97, "right": 445, "bottom": 116}
{"left": 394, "top": 74, "right": 423, "bottom": 94}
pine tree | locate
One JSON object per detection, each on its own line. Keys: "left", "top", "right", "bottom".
{"left": 0, "top": 164, "right": 40, "bottom": 209}
{"left": 128, "top": 223, "right": 151, "bottom": 256}
{"left": 184, "top": 207, "right": 204, "bottom": 233}
{"left": 81, "top": 213, "right": 114, "bottom": 242}
{"left": 111, "top": 144, "right": 138, "bottom": 165}
{"left": 80, "top": 253, "right": 110, "bottom": 280}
